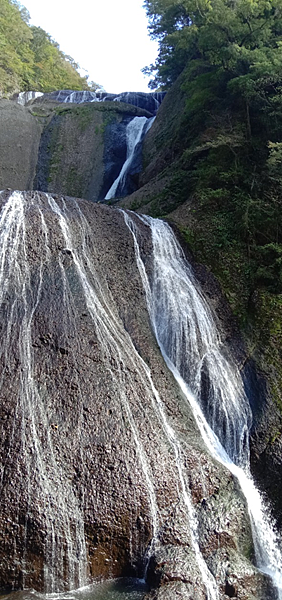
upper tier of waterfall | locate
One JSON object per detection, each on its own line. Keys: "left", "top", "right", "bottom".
{"left": 16, "top": 90, "right": 166, "bottom": 116}
{"left": 11, "top": 89, "right": 163, "bottom": 202}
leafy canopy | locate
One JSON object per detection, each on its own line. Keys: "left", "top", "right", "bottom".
{"left": 143, "top": 0, "right": 282, "bottom": 294}
{"left": 0, "top": 0, "right": 98, "bottom": 95}
{"left": 143, "top": 0, "right": 282, "bottom": 90}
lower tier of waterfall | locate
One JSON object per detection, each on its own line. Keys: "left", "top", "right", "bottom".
{"left": 0, "top": 190, "right": 280, "bottom": 600}
{"left": 123, "top": 211, "right": 282, "bottom": 598}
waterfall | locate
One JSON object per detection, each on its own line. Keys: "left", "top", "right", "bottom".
{"left": 1, "top": 190, "right": 282, "bottom": 597}
{"left": 105, "top": 116, "right": 155, "bottom": 200}
{"left": 41, "top": 194, "right": 219, "bottom": 598}
{"left": 0, "top": 191, "right": 224, "bottom": 598}
{"left": 17, "top": 89, "right": 165, "bottom": 114}
{"left": 45, "top": 90, "right": 165, "bottom": 115}
{"left": 17, "top": 91, "right": 44, "bottom": 105}
{"left": 0, "top": 192, "right": 88, "bottom": 592}
{"left": 62, "top": 90, "right": 98, "bottom": 103}
{"left": 123, "top": 211, "right": 282, "bottom": 598}
{"left": 0, "top": 191, "right": 164, "bottom": 590}
{"left": 46, "top": 192, "right": 160, "bottom": 559}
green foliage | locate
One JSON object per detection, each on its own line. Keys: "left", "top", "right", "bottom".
{"left": 29, "top": 25, "right": 91, "bottom": 92}
{"left": 144, "top": 0, "right": 282, "bottom": 90}
{"left": 0, "top": 0, "right": 34, "bottom": 93}
{"left": 142, "top": 0, "right": 282, "bottom": 301}
{"left": 140, "top": 0, "right": 282, "bottom": 410}
{"left": 0, "top": 0, "right": 96, "bottom": 95}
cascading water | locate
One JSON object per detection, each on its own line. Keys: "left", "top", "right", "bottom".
{"left": 16, "top": 90, "right": 165, "bottom": 116}
{"left": 41, "top": 90, "right": 165, "bottom": 115}
{"left": 14, "top": 90, "right": 161, "bottom": 204}
{"left": 17, "top": 91, "right": 44, "bottom": 105}
{"left": 105, "top": 116, "right": 155, "bottom": 200}
{"left": 0, "top": 191, "right": 164, "bottom": 590}
{"left": 1, "top": 190, "right": 280, "bottom": 599}
{"left": 123, "top": 211, "right": 282, "bottom": 598}
{"left": 36, "top": 194, "right": 221, "bottom": 599}
{"left": 0, "top": 190, "right": 229, "bottom": 599}
{"left": 123, "top": 213, "right": 252, "bottom": 468}
{"left": 46, "top": 192, "right": 160, "bottom": 556}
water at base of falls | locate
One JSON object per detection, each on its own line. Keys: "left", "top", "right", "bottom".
{"left": 1, "top": 579, "right": 147, "bottom": 600}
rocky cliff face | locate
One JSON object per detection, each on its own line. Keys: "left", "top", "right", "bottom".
{"left": 0, "top": 190, "right": 277, "bottom": 599}
{"left": 0, "top": 100, "right": 42, "bottom": 191}
{"left": 118, "top": 77, "right": 282, "bottom": 534}
{"left": 1, "top": 89, "right": 282, "bottom": 599}
{"left": 0, "top": 97, "right": 152, "bottom": 201}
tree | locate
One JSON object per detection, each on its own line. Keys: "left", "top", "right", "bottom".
{"left": 29, "top": 26, "right": 90, "bottom": 92}
{"left": 144, "top": 0, "right": 282, "bottom": 90}
{"left": 0, "top": 0, "right": 34, "bottom": 93}
{"left": 143, "top": 0, "right": 282, "bottom": 292}
{"left": 0, "top": 0, "right": 97, "bottom": 95}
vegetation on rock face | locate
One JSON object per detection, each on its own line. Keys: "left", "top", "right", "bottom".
{"left": 118, "top": 0, "right": 282, "bottom": 520}
{"left": 0, "top": 0, "right": 97, "bottom": 95}
{"left": 138, "top": 0, "right": 282, "bottom": 398}
{"left": 144, "top": 0, "right": 282, "bottom": 90}
{"left": 142, "top": 0, "right": 282, "bottom": 281}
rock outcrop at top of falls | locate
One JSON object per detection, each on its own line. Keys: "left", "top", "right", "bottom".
{"left": 0, "top": 190, "right": 277, "bottom": 600}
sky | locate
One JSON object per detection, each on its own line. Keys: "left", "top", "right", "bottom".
{"left": 21, "top": 0, "right": 159, "bottom": 93}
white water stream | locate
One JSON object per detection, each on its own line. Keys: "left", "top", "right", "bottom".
{"left": 45, "top": 194, "right": 218, "bottom": 596}
{"left": 123, "top": 211, "right": 282, "bottom": 598}
{"left": 46, "top": 193, "right": 160, "bottom": 561}
{"left": 0, "top": 192, "right": 222, "bottom": 598}
{"left": 105, "top": 117, "right": 155, "bottom": 200}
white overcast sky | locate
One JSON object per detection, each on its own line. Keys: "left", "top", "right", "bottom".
{"left": 21, "top": 0, "right": 159, "bottom": 93}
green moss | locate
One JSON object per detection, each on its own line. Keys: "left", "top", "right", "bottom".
{"left": 176, "top": 216, "right": 282, "bottom": 413}
{"left": 77, "top": 105, "right": 97, "bottom": 132}
{"left": 54, "top": 101, "right": 150, "bottom": 118}
{"left": 46, "top": 120, "right": 62, "bottom": 184}
{"left": 53, "top": 104, "right": 102, "bottom": 133}
{"left": 65, "top": 166, "right": 84, "bottom": 197}
{"left": 177, "top": 216, "right": 249, "bottom": 318}
{"left": 247, "top": 291, "right": 282, "bottom": 412}
{"left": 101, "top": 111, "right": 119, "bottom": 134}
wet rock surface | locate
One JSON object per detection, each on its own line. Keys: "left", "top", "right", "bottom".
{"left": 0, "top": 98, "right": 153, "bottom": 203}
{"left": 0, "top": 100, "right": 41, "bottom": 190}
{"left": 33, "top": 103, "right": 147, "bottom": 202}
{"left": 0, "top": 191, "right": 275, "bottom": 599}
{"left": 99, "top": 118, "right": 128, "bottom": 200}
{"left": 33, "top": 90, "right": 165, "bottom": 116}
